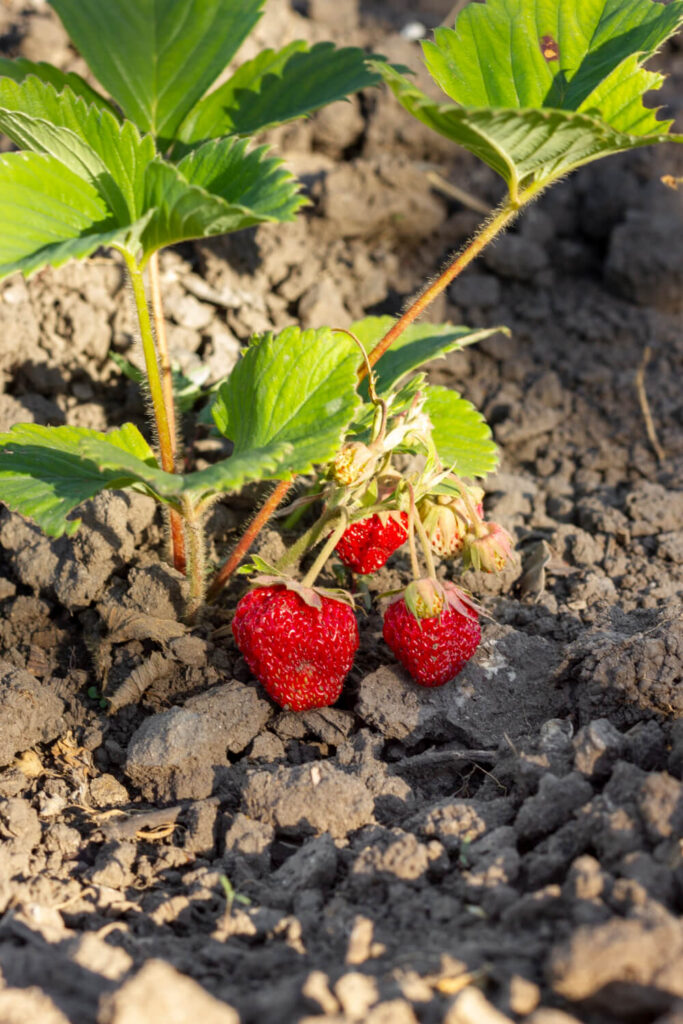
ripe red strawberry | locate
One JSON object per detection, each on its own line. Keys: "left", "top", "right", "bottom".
{"left": 335, "top": 511, "right": 409, "bottom": 574}
{"left": 382, "top": 579, "right": 480, "bottom": 687}
{"left": 232, "top": 584, "right": 359, "bottom": 711}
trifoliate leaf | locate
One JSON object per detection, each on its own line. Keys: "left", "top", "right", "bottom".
{"left": 422, "top": 0, "right": 683, "bottom": 117}
{"left": 374, "top": 0, "right": 683, "bottom": 200}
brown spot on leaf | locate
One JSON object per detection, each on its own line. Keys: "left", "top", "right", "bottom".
{"left": 540, "top": 35, "right": 560, "bottom": 62}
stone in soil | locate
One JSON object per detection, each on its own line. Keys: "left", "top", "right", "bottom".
{"left": 242, "top": 761, "right": 374, "bottom": 838}
{"left": 0, "top": 663, "right": 65, "bottom": 767}
{"left": 98, "top": 960, "right": 239, "bottom": 1024}
{"left": 125, "top": 681, "right": 272, "bottom": 801}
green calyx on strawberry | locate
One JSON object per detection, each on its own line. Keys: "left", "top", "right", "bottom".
{"left": 402, "top": 577, "right": 480, "bottom": 620}
{"left": 232, "top": 579, "right": 358, "bottom": 711}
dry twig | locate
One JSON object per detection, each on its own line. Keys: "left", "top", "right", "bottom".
{"left": 635, "top": 346, "right": 665, "bottom": 463}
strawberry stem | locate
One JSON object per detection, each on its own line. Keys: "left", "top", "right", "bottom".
{"left": 360, "top": 197, "right": 521, "bottom": 378}
{"left": 123, "top": 252, "right": 188, "bottom": 580}
{"left": 276, "top": 508, "right": 337, "bottom": 573}
{"left": 333, "top": 328, "right": 388, "bottom": 446}
{"left": 205, "top": 478, "right": 292, "bottom": 603}
{"left": 406, "top": 490, "right": 421, "bottom": 580}
{"left": 148, "top": 251, "right": 187, "bottom": 576}
{"left": 408, "top": 483, "right": 438, "bottom": 581}
{"left": 301, "top": 511, "right": 349, "bottom": 588}
{"left": 451, "top": 473, "right": 486, "bottom": 537}
{"left": 415, "top": 507, "right": 438, "bottom": 581}
{"left": 182, "top": 495, "right": 205, "bottom": 622}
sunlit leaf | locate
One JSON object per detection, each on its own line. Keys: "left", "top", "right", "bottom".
{"left": 0, "top": 76, "right": 156, "bottom": 221}
{"left": 212, "top": 326, "right": 360, "bottom": 478}
{"left": 374, "top": 0, "right": 683, "bottom": 198}
{"left": 0, "top": 423, "right": 162, "bottom": 536}
{"left": 48, "top": 0, "right": 266, "bottom": 146}
{"left": 424, "top": 385, "right": 498, "bottom": 479}
{"left": 0, "top": 152, "right": 138, "bottom": 279}
{"left": 177, "top": 41, "right": 381, "bottom": 147}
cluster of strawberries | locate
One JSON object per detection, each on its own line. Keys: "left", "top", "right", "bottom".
{"left": 232, "top": 430, "right": 514, "bottom": 712}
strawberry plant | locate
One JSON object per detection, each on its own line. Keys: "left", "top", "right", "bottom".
{"left": 0, "top": 0, "right": 682, "bottom": 711}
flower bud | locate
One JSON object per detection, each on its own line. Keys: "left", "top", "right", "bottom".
{"left": 463, "top": 521, "right": 514, "bottom": 573}
{"left": 333, "top": 442, "right": 375, "bottom": 486}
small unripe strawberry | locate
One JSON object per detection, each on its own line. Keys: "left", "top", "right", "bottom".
{"left": 383, "top": 579, "right": 480, "bottom": 686}
{"left": 335, "top": 511, "right": 408, "bottom": 574}
{"left": 232, "top": 584, "right": 358, "bottom": 711}
{"left": 419, "top": 485, "right": 485, "bottom": 558}
{"left": 419, "top": 498, "right": 468, "bottom": 557}
{"left": 463, "top": 521, "right": 514, "bottom": 572}
{"left": 333, "top": 442, "right": 375, "bottom": 486}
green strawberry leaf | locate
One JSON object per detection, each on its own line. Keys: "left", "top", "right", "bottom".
{"left": 0, "top": 152, "right": 143, "bottom": 280}
{"left": 423, "top": 0, "right": 683, "bottom": 115}
{"left": 375, "top": 61, "right": 682, "bottom": 201}
{"left": 78, "top": 435, "right": 293, "bottom": 502}
{"left": 374, "top": 0, "right": 683, "bottom": 200}
{"left": 0, "top": 423, "right": 165, "bottom": 537}
{"left": 423, "top": 384, "right": 498, "bottom": 479}
{"left": 0, "top": 76, "right": 156, "bottom": 222}
{"left": 176, "top": 137, "right": 304, "bottom": 223}
{"left": 140, "top": 142, "right": 303, "bottom": 260}
{"left": 350, "top": 315, "right": 507, "bottom": 396}
{"left": 0, "top": 57, "right": 116, "bottom": 113}
{"left": 0, "top": 420, "right": 294, "bottom": 533}
{"left": 48, "top": 0, "right": 265, "bottom": 148}
{"left": 212, "top": 326, "right": 360, "bottom": 479}
{"left": 176, "top": 41, "right": 381, "bottom": 149}
{"left": 0, "top": 77, "right": 302, "bottom": 266}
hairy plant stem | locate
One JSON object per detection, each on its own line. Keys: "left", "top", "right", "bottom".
{"left": 124, "top": 252, "right": 187, "bottom": 576}
{"left": 361, "top": 198, "right": 521, "bottom": 378}
{"left": 148, "top": 252, "right": 178, "bottom": 456}
{"left": 301, "top": 512, "right": 348, "bottom": 588}
{"left": 205, "top": 479, "right": 292, "bottom": 603}
{"left": 182, "top": 496, "right": 206, "bottom": 622}
{"left": 277, "top": 507, "right": 336, "bottom": 573}
{"left": 149, "top": 250, "right": 187, "bottom": 574}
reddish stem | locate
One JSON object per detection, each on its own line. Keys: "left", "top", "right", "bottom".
{"left": 360, "top": 200, "right": 518, "bottom": 378}
{"left": 206, "top": 478, "right": 292, "bottom": 603}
